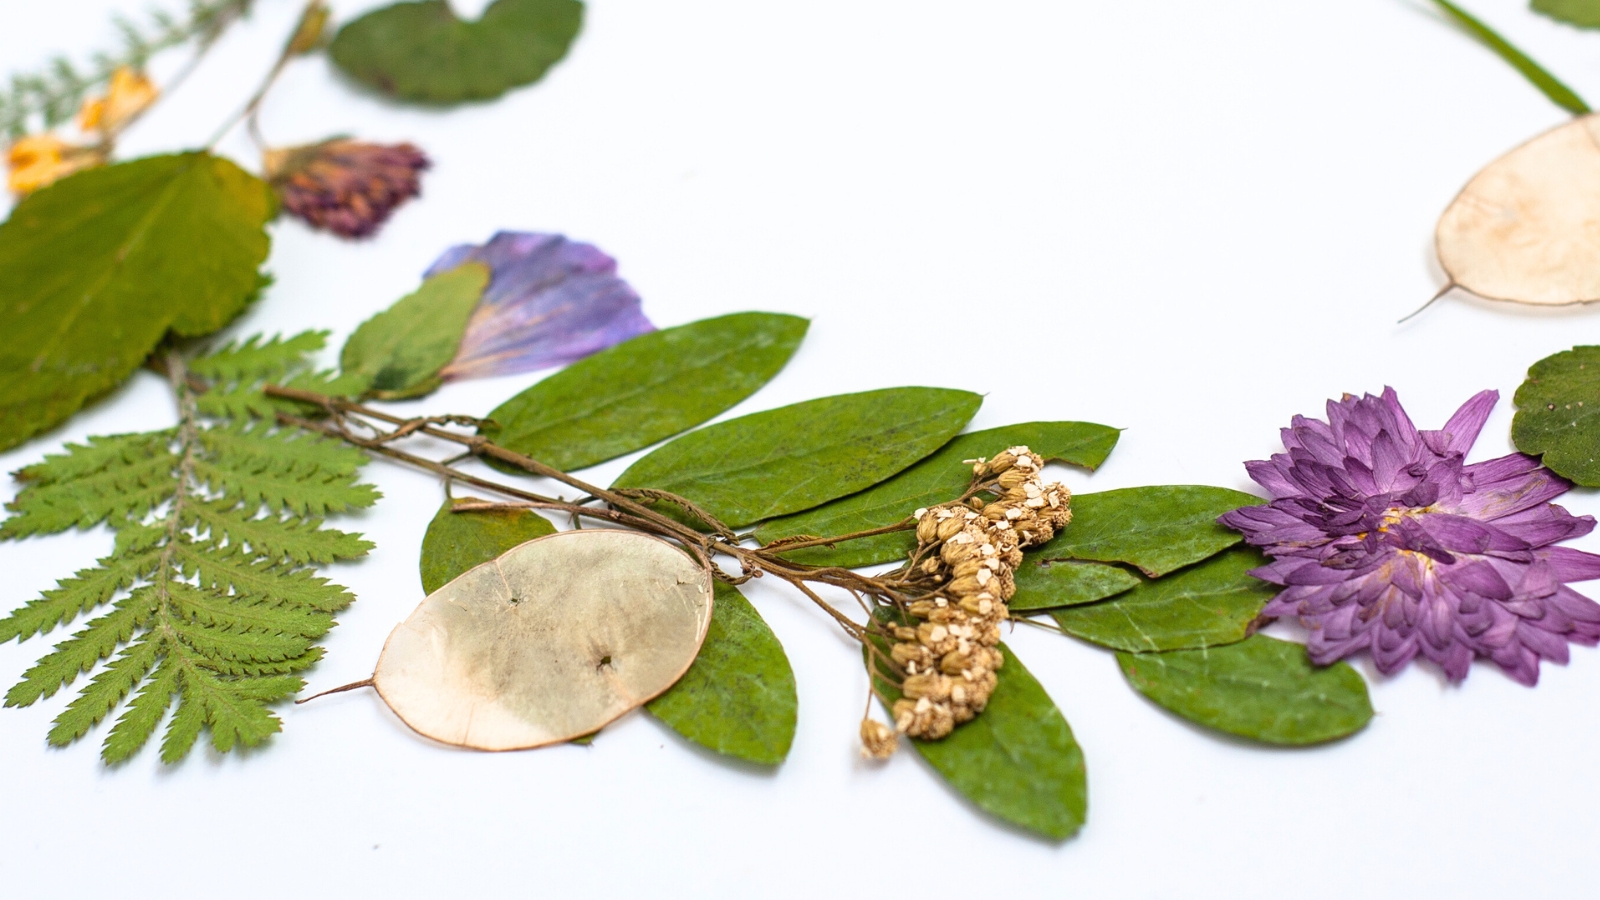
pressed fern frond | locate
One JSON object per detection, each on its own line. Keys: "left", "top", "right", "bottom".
{"left": 0, "top": 331, "right": 379, "bottom": 764}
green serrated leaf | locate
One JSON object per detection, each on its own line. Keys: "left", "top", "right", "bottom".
{"left": 1009, "top": 560, "right": 1141, "bottom": 612}
{"left": 1, "top": 434, "right": 178, "bottom": 537}
{"left": 330, "top": 0, "right": 583, "bottom": 104}
{"left": 102, "top": 657, "right": 177, "bottom": 764}
{"left": 339, "top": 262, "right": 489, "bottom": 399}
{"left": 190, "top": 332, "right": 328, "bottom": 386}
{"left": 614, "top": 387, "right": 982, "bottom": 528}
{"left": 0, "top": 152, "right": 273, "bottom": 451}
{"left": 47, "top": 639, "right": 158, "bottom": 746}
{"left": 0, "top": 550, "right": 158, "bottom": 642}
{"left": 869, "top": 639, "right": 1086, "bottom": 840}
{"left": 168, "top": 582, "right": 332, "bottom": 640}
{"left": 178, "top": 546, "right": 354, "bottom": 613}
{"left": 1029, "top": 485, "right": 1262, "bottom": 578}
{"left": 5, "top": 596, "right": 151, "bottom": 707}
{"left": 755, "top": 421, "right": 1119, "bottom": 568}
{"left": 1512, "top": 346, "right": 1600, "bottom": 485}
{"left": 1428, "top": 0, "right": 1589, "bottom": 114}
{"left": 646, "top": 583, "right": 797, "bottom": 766}
{"left": 1533, "top": 0, "right": 1600, "bottom": 28}
{"left": 484, "top": 312, "right": 809, "bottom": 472}
{"left": 1117, "top": 635, "right": 1374, "bottom": 745}
{"left": 419, "top": 498, "right": 557, "bottom": 593}
{"left": 159, "top": 686, "right": 206, "bottom": 764}
{"left": 190, "top": 502, "right": 373, "bottom": 565}
{"left": 1048, "top": 546, "right": 1275, "bottom": 653}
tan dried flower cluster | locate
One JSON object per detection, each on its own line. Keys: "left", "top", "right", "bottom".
{"left": 863, "top": 446, "right": 1071, "bottom": 757}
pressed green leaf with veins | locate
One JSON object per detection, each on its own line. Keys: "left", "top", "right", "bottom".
{"left": 1117, "top": 635, "right": 1374, "bottom": 745}
{"left": 484, "top": 312, "right": 809, "bottom": 472}
{"left": 419, "top": 497, "right": 556, "bottom": 594}
{"left": 0, "top": 152, "right": 274, "bottom": 451}
{"left": 330, "top": 0, "right": 583, "bottom": 105}
{"left": 0, "top": 331, "right": 376, "bottom": 764}
{"left": 1512, "top": 346, "right": 1600, "bottom": 485}
{"left": 1534, "top": 0, "right": 1600, "bottom": 28}
{"left": 613, "top": 387, "right": 982, "bottom": 528}
{"left": 755, "top": 421, "right": 1120, "bottom": 568}
{"left": 339, "top": 263, "right": 490, "bottom": 400}
{"left": 1048, "top": 546, "right": 1275, "bottom": 653}
{"left": 646, "top": 583, "right": 797, "bottom": 766}
{"left": 868, "top": 637, "right": 1087, "bottom": 840}
{"left": 1030, "top": 485, "right": 1263, "bottom": 577}
{"left": 1009, "top": 559, "right": 1140, "bottom": 612}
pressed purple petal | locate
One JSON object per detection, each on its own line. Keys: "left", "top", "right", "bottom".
{"left": 1226, "top": 386, "right": 1600, "bottom": 686}
{"left": 429, "top": 232, "right": 656, "bottom": 381}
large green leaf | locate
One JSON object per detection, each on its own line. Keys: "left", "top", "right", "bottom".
{"left": 418, "top": 498, "right": 556, "bottom": 594}
{"left": 339, "top": 263, "right": 489, "bottom": 400}
{"left": 329, "top": 0, "right": 583, "bottom": 105}
{"left": 1534, "top": 0, "right": 1600, "bottom": 28}
{"left": 646, "top": 583, "right": 797, "bottom": 766}
{"left": 1513, "top": 346, "right": 1600, "bottom": 485}
{"left": 1009, "top": 560, "right": 1140, "bottom": 612}
{"left": 870, "top": 641, "right": 1086, "bottom": 839}
{"left": 1049, "top": 546, "right": 1275, "bottom": 653}
{"left": 0, "top": 152, "right": 273, "bottom": 451}
{"left": 612, "top": 387, "right": 982, "bottom": 529}
{"left": 484, "top": 312, "right": 808, "bottom": 472}
{"left": 754, "top": 421, "right": 1120, "bottom": 568}
{"left": 1030, "top": 485, "right": 1262, "bottom": 577}
{"left": 1117, "top": 635, "right": 1373, "bottom": 745}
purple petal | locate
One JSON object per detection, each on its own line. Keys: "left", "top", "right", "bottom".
{"left": 430, "top": 232, "right": 656, "bottom": 380}
{"left": 1421, "top": 389, "right": 1497, "bottom": 456}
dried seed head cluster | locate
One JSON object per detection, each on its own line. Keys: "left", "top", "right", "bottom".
{"left": 867, "top": 447, "right": 1071, "bottom": 752}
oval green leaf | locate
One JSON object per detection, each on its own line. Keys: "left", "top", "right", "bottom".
{"left": 870, "top": 641, "right": 1086, "bottom": 840}
{"left": 646, "top": 583, "right": 797, "bottom": 766}
{"left": 340, "top": 263, "right": 489, "bottom": 400}
{"left": 330, "top": 0, "right": 583, "bottom": 105}
{"left": 484, "top": 312, "right": 808, "bottom": 472}
{"left": 1009, "top": 560, "right": 1140, "bottom": 612}
{"left": 1049, "top": 546, "right": 1275, "bottom": 653}
{"left": 419, "top": 498, "right": 556, "bottom": 594}
{"left": 1512, "top": 345, "right": 1600, "bottom": 485}
{"left": 1030, "top": 485, "right": 1262, "bottom": 578}
{"left": 0, "top": 152, "right": 273, "bottom": 451}
{"left": 754, "top": 421, "right": 1120, "bottom": 568}
{"left": 1534, "top": 0, "right": 1600, "bottom": 29}
{"left": 612, "top": 387, "right": 982, "bottom": 529}
{"left": 1116, "top": 635, "right": 1374, "bottom": 745}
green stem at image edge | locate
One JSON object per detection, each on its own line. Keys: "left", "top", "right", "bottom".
{"left": 1429, "top": 0, "right": 1589, "bottom": 115}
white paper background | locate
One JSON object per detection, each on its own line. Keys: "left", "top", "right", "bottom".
{"left": 3, "top": 1, "right": 1599, "bottom": 896}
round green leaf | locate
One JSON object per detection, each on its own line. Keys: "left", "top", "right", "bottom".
{"left": 646, "top": 583, "right": 797, "bottom": 766}
{"left": 612, "top": 387, "right": 982, "bottom": 528}
{"left": 329, "top": 0, "right": 583, "bottom": 105}
{"left": 419, "top": 497, "right": 556, "bottom": 594}
{"left": 0, "top": 152, "right": 273, "bottom": 451}
{"left": 1117, "top": 635, "right": 1374, "bottom": 745}
{"left": 484, "top": 312, "right": 808, "bottom": 472}
{"left": 1512, "top": 345, "right": 1600, "bottom": 485}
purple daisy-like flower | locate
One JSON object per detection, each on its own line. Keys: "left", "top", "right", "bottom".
{"left": 1220, "top": 388, "right": 1600, "bottom": 685}
{"left": 426, "top": 232, "right": 655, "bottom": 381}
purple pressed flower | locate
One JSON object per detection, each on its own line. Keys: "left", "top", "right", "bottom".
{"left": 264, "top": 139, "right": 430, "bottom": 239}
{"left": 427, "top": 232, "right": 655, "bottom": 381}
{"left": 1220, "top": 388, "right": 1600, "bottom": 685}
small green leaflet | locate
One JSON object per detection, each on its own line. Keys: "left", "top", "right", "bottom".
{"left": 612, "top": 387, "right": 982, "bottom": 528}
{"left": 1117, "top": 635, "right": 1373, "bottom": 745}
{"left": 1030, "top": 485, "right": 1262, "bottom": 577}
{"left": 0, "top": 332, "right": 376, "bottom": 764}
{"left": 1534, "top": 0, "right": 1600, "bottom": 28}
{"left": 1427, "top": 0, "right": 1589, "bottom": 114}
{"left": 339, "top": 263, "right": 489, "bottom": 400}
{"left": 0, "top": 152, "right": 273, "bottom": 452}
{"left": 1512, "top": 346, "right": 1600, "bottom": 485}
{"left": 869, "top": 640, "right": 1087, "bottom": 840}
{"left": 418, "top": 498, "right": 556, "bottom": 594}
{"left": 1009, "top": 560, "right": 1140, "bottom": 612}
{"left": 1049, "top": 546, "right": 1275, "bottom": 653}
{"left": 755, "top": 421, "right": 1120, "bottom": 568}
{"left": 484, "top": 312, "right": 808, "bottom": 472}
{"left": 330, "top": 0, "right": 583, "bottom": 104}
{"left": 646, "top": 583, "right": 797, "bottom": 766}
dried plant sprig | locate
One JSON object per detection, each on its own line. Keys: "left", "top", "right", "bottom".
{"left": 1, "top": 0, "right": 257, "bottom": 139}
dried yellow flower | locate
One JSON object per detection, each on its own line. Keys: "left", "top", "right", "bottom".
{"left": 5, "top": 135, "right": 103, "bottom": 196}
{"left": 860, "top": 718, "right": 898, "bottom": 759}
{"left": 78, "top": 67, "right": 159, "bottom": 136}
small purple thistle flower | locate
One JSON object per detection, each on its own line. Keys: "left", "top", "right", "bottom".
{"left": 1220, "top": 388, "right": 1600, "bottom": 685}
{"left": 265, "top": 139, "right": 430, "bottom": 239}
{"left": 427, "top": 232, "right": 655, "bottom": 381}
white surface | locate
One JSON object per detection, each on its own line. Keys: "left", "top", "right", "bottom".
{"left": 3, "top": 1, "right": 1599, "bottom": 897}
